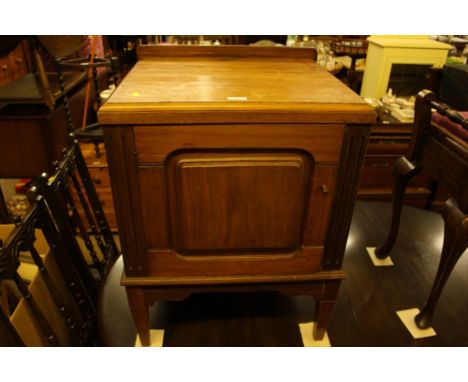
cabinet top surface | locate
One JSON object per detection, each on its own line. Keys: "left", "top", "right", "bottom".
{"left": 99, "top": 46, "right": 375, "bottom": 125}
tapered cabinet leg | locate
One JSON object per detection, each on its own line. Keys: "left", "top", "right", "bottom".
{"left": 313, "top": 300, "right": 336, "bottom": 340}
{"left": 313, "top": 282, "right": 340, "bottom": 340}
{"left": 375, "top": 156, "right": 421, "bottom": 259}
{"left": 126, "top": 287, "right": 150, "bottom": 346}
{"left": 415, "top": 199, "right": 468, "bottom": 329}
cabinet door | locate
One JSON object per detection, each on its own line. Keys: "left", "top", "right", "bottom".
{"left": 166, "top": 151, "right": 311, "bottom": 254}
{"left": 138, "top": 151, "right": 335, "bottom": 277}
{"left": 132, "top": 123, "right": 343, "bottom": 278}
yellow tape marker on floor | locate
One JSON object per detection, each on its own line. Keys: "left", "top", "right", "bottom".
{"left": 366, "top": 247, "right": 394, "bottom": 266}
{"left": 396, "top": 308, "right": 437, "bottom": 339}
{"left": 134, "top": 329, "right": 165, "bottom": 347}
{"left": 299, "top": 322, "right": 331, "bottom": 347}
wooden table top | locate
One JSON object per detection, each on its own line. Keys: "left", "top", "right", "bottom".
{"left": 98, "top": 46, "right": 375, "bottom": 125}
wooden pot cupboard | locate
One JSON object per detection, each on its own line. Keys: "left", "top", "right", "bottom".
{"left": 98, "top": 45, "right": 376, "bottom": 346}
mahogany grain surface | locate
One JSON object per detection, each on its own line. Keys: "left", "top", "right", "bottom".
{"left": 168, "top": 152, "right": 310, "bottom": 253}
{"left": 133, "top": 124, "right": 344, "bottom": 164}
{"left": 98, "top": 47, "right": 375, "bottom": 125}
{"left": 99, "top": 45, "right": 376, "bottom": 346}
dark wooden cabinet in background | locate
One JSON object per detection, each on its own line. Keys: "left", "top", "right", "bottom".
{"left": 358, "top": 119, "right": 449, "bottom": 209}
{"left": 0, "top": 75, "right": 87, "bottom": 179}
{"left": 77, "top": 143, "right": 117, "bottom": 231}
{"left": 0, "top": 75, "right": 89, "bottom": 222}
{"left": 0, "top": 42, "right": 29, "bottom": 86}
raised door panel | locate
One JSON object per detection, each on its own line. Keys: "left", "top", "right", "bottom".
{"left": 167, "top": 151, "right": 312, "bottom": 253}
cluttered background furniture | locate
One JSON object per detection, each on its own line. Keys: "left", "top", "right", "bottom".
{"left": 0, "top": 36, "right": 86, "bottom": 221}
{"left": 357, "top": 115, "right": 451, "bottom": 210}
{"left": 374, "top": 90, "right": 468, "bottom": 329}
{"left": 0, "top": 36, "right": 118, "bottom": 230}
{"left": 0, "top": 139, "right": 119, "bottom": 345}
{"left": 98, "top": 45, "right": 376, "bottom": 346}
{"left": 330, "top": 37, "right": 368, "bottom": 93}
{"left": 360, "top": 36, "right": 452, "bottom": 100}
{"left": 0, "top": 36, "right": 121, "bottom": 345}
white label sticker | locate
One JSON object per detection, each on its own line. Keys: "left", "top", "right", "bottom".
{"left": 226, "top": 96, "right": 248, "bottom": 101}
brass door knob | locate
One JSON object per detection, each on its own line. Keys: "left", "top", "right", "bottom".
{"left": 321, "top": 185, "right": 329, "bottom": 193}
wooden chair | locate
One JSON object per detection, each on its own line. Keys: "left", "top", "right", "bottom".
{"left": 0, "top": 138, "right": 119, "bottom": 345}
{"left": 374, "top": 90, "right": 468, "bottom": 329}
